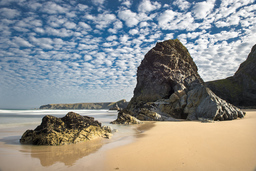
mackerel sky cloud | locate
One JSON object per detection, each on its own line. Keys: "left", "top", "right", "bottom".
{"left": 0, "top": 0, "right": 255, "bottom": 109}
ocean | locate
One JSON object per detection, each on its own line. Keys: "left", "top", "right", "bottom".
{"left": 0, "top": 109, "right": 138, "bottom": 171}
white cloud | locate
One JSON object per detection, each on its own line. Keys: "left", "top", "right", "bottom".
{"left": 64, "top": 21, "right": 77, "bottom": 29}
{"left": 86, "top": 13, "right": 116, "bottom": 30}
{"left": 119, "top": 0, "right": 132, "bottom": 8}
{"left": 41, "top": 2, "right": 69, "bottom": 14}
{"left": 138, "top": 0, "right": 161, "bottom": 13}
{"left": 139, "top": 21, "right": 148, "bottom": 27}
{"left": 173, "top": 0, "right": 191, "bottom": 11}
{"left": 79, "top": 22, "right": 92, "bottom": 30}
{"left": 129, "top": 28, "right": 139, "bottom": 35}
{"left": 45, "top": 27, "right": 73, "bottom": 37}
{"left": 0, "top": 8, "right": 20, "bottom": 19}
{"left": 91, "top": 0, "right": 105, "bottom": 6}
{"left": 13, "top": 37, "right": 33, "bottom": 47}
{"left": 158, "top": 10, "right": 198, "bottom": 31}
{"left": 192, "top": 0, "right": 216, "bottom": 19}
{"left": 106, "top": 35, "right": 118, "bottom": 41}
{"left": 118, "top": 9, "right": 139, "bottom": 27}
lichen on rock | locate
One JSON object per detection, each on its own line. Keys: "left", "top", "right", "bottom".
{"left": 20, "top": 112, "right": 113, "bottom": 145}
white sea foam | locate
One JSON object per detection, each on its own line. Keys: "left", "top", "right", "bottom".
{"left": 0, "top": 109, "right": 118, "bottom": 128}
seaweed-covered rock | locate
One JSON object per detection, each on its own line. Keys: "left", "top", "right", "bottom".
{"left": 124, "top": 39, "right": 245, "bottom": 121}
{"left": 20, "top": 112, "right": 112, "bottom": 145}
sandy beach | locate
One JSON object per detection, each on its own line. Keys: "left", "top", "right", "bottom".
{"left": 0, "top": 110, "right": 256, "bottom": 171}
{"left": 105, "top": 110, "right": 256, "bottom": 171}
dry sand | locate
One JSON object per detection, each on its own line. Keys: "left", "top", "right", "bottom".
{"left": 0, "top": 110, "right": 255, "bottom": 171}
{"left": 105, "top": 110, "right": 256, "bottom": 171}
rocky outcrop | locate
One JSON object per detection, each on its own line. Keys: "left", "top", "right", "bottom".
{"left": 206, "top": 44, "right": 256, "bottom": 107}
{"left": 111, "top": 110, "right": 142, "bottom": 124}
{"left": 39, "top": 99, "right": 128, "bottom": 110}
{"left": 124, "top": 39, "right": 245, "bottom": 121}
{"left": 20, "top": 112, "right": 113, "bottom": 145}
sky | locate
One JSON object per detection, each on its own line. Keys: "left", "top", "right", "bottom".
{"left": 0, "top": 0, "right": 255, "bottom": 109}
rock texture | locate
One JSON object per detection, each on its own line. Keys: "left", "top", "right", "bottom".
{"left": 125, "top": 39, "right": 245, "bottom": 121}
{"left": 111, "top": 110, "right": 142, "bottom": 124}
{"left": 207, "top": 44, "right": 256, "bottom": 107}
{"left": 20, "top": 112, "right": 112, "bottom": 145}
{"left": 39, "top": 99, "right": 128, "bottom": 110}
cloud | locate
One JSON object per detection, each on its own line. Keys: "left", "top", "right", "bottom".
{"left": 64, "top": 21, "right": 77, "bottom": 29}
{"left": 0, "top": 8, "right": 20, "bottom": 19}
{"left": 173, "top": 0, "right": 191, "bottom": 11}
{"left": 192, "top": 0, "right": 216, "bottom": 19}
{"left": 118, "top": 9, "right": 139, "bottom": 27}
{"left": 129, "top": 28, "right": 139, "bottom": 35}
{"left": 86, "top": 13, "right": 116, "bottom": 30}
{"left": 158, "top": 10, "right": 198, "bottom": 31}
{"left": 41, "top": 2, "right": 69, "bottom": 14}
{"left": 45, "top": 27, "right": 74, "bottom": 37}
{"left": 138, "top": 0, "right": 161, "bottom": 13}
{"left": 13, "top": 37, "right": 33, "bottom": 47}
{"left": 91, "top": 0, "right": 105, "bottom": 6}
{"left": 119, "top": 0, "right": 132, "bottom": 8}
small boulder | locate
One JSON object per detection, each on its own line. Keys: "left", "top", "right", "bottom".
{"left": 20, "top": 112, "right": 113, "bottom": 145}
{"left": 110, "top": 110, "right": 142, "bottom": 124}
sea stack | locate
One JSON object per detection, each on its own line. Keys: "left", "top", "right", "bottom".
{"left": 123, "top": 39, "right": 245, "bottom": 121}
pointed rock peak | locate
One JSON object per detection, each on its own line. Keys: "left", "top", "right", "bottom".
{"left": 124, "top": 39, "right": 245, "bottom": 122}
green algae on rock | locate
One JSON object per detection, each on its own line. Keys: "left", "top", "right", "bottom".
{"left": 20, "top": 112, "right": 113, "bottom": 145}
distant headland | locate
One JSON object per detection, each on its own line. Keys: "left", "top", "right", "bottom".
{"left": 39, "top": 99, "right": 128, "bottom": 110}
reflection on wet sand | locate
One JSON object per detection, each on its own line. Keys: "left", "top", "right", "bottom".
{"left": 19, "top": 138, "right": 105, "bottom": 166}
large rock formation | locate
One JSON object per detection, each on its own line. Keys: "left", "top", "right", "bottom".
{"left": 207, "top": 44, "right": 256, "bottom": 107}
{"left": 39, "top": 99, "right": 128, "bottom": 110}
{"left": 124, "top": 39, "right": 245, "bottom": 121}
{"left": 20, "top": 112, "right": 112, "bottom": 145}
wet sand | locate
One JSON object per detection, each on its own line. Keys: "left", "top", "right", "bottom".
{"left": 0, "top": 111, "right": 255, "bottom": 171}
{"left": 0, "top": 122, "right": 153, "bottom": 171}
{"left": 105, "top": 110, "right": 256, "bottom": 171}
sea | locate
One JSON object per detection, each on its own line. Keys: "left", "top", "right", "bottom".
{"left": 0, "top": 109, "right": 138, "bottom": 171}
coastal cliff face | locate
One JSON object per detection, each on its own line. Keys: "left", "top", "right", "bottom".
{"left": 39, "top": 99, "right": 128, "bottom": 110}
{"left": 206, "top": 44, "right": 256, "bottom": 107}
{"left": 125, "top": 39, "right": 245, "bottom": 121}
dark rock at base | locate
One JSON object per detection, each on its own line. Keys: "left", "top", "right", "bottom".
{"left": 20, "top": 112, "right": 113, "bottom": 145}
{"left": 122, "top": 39, "right": 245, "bottom": 122}
{"left": 110, "top": 110, "right": 142, "bottom": 124}
{"left": 206, "top": 44, "right": 256, "bottom": 107}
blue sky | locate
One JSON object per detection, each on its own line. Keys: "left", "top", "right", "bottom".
{"left": 0, "top": 0, "right": 255, "bottom": 109}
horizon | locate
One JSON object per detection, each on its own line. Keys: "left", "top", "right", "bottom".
{"left": 0, "top": 0, "right": 255, "bottom": 109}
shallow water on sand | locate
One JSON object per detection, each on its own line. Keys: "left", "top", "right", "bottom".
{"left": 0, "top": 109, "right": 143, "bottom": 171}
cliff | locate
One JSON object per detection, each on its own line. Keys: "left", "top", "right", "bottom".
{"left": 39, "top": 99, "right": 128, "bottom": 110}
{"left": 206, "top": 44, "right": 256, "bottom": 107}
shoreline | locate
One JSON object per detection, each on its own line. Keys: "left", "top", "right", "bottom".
{"left": 105, "top": 110, "right": 256, "bottom": 171}
{"left": 0, "top": 110, "right": 256, "bottom": 171}
{"left": 0, "top": 118, "right": 155, "bottom": 171}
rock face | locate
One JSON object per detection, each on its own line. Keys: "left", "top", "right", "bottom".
{"left": 20, "top": 112, "right": 112, "bottom": 145}
{"left": 125, "top": 39, "right": 245, "bottom": 121}
{"left": 39, "top": 99, "right": 128, "bottom": 110}
{"left": 207, "top": 44, "right": 256, "bottom": 107}
{"left": 111, "top": 111, "right": 142, "bottom": 124}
